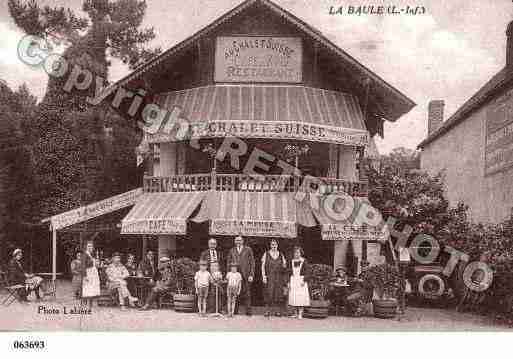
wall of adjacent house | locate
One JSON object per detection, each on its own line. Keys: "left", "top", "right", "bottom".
{"left": 421, "top": 103, "right": 513, "bottom": 224}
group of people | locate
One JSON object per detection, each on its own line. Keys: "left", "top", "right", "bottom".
{"left": 7, "top": 237, "right": 369, "bottom": 318}
{"left": 72, "top": 241, "right": 162, "bottom": 310}
{"left": 196, "top": 236, "right": 311, "bottom": 319}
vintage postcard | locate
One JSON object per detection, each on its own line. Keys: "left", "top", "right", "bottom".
{"left": 0, "top": 0, "right": 512, "bottom": 343}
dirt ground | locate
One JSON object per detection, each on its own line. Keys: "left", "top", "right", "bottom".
{"left": 0, "top": 280, "right": 508, "bottom": 331}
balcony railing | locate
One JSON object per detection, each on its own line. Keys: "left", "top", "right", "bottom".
{"left": 143, "top": 173, "right": 368, "bottom": 197}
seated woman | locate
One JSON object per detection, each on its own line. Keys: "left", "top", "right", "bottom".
{"left": 125, "top": 253, "right": 138, "bottom": 276}
{"left": 345, "top": 271, "right": 374, "bottom": 317}
{"left": 7, "top": 248, "right": 43, "bottom": 301}
{"left": 105, "top": 252, "right": 138, "bottom": 310}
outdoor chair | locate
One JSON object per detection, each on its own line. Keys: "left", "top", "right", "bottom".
{"left": 1, "top": 284, "right": 27, "bottom": 306}
{"left": 158, "top": 291, "right": 173, "bottom": 309}
{"left": 0, "top": 270, "right": 8, "bottom": 290}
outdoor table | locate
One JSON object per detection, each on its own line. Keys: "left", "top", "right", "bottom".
{"left": 127, "top": 276, "right": 152, "bottom": 304}
{"left": 36, "top": 272, "right": 64, "bottom": 299}
{"left": 330, "top": 281, "right": 350, "bottom": 316}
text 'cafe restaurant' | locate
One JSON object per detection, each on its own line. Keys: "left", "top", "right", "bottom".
{"left": 46, "top": 0, "right": 415, "bottom": 280}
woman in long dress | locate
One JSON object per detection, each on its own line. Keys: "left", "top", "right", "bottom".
{"left": 288, "top": 246, "right": 310, "bottom": 319}
{"left": 81, "top": 241, "right": 101, "bottom": 309}
{"left": 261, "top": 239, "right": 287, "bottom": 317}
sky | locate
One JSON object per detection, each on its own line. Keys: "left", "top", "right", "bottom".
{"left": 0, "top": 0, "right": 512, "bottom": 153}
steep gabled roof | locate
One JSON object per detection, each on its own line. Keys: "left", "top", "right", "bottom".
{"left": 419, "top": 66, "right": 513, "bottom": 148}
{"left": 110, "top": 0, "right": 414, "bottom": 123}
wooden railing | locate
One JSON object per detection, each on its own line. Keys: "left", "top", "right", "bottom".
{"left": 143, "top": 173, "right": 368, "bottom": 197}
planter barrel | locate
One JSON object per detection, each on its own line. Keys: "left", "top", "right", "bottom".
{"left": 173, "top": 293, "right": 196, "bottom": 313}
{"left": 373, "top": 299, "right": 398, "bottom": 319}
{"left": 304, "top": 299, "right": 330, "bottom": 319}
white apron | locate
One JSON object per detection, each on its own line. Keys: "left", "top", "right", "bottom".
{"left": 288, "top": 259, "right": 310, "bottom": 307}
{"left": 82, "top": 265, "right": 101, "bottom": 298}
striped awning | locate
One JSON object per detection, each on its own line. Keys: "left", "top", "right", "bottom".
{"left": 194, "top": 191, "right": 299, "bottom": 238}
{"left": 146, "top": 85, "right": 369, "bottom": 146}
{"left": 121, "top": 192, "right": 206, "bottom": 235}
{"left": 306, "top": 194, "right": 388, "bottom": 241}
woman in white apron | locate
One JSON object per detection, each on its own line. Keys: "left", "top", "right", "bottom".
{"left": 81, "top": 241, "right": 100, "bottom": 309}
{"left": 288, "top": 246, "right": 310, "bottom": 319}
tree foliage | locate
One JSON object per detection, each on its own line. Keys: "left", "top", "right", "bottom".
{"left": 0, "top": 80, "right": 38, "bottom": 264}
{"left": 8, "top": 0, "right": 156, "bottom": 220}
{"left": 366, "top": 148, "right": 513, "bottom": 316}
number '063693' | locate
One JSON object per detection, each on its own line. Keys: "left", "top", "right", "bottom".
{"left": 12, "top": 340, "right": 46, "bottom": 350}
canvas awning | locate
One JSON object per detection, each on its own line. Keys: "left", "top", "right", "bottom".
{"left": 194, "top": 191, "right": 306, "bottom": 238}
{"left": 146, "top": 85, "right": 369, "bottom": 146}
{"left": 305, "top": 194, "right": 388, "bottom": 241}
{"left": 121, "top": 192, "right": 206, "bottom": 235}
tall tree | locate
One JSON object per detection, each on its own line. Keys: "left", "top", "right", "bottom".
{"left": 0, "top": 80, "right": 38, "bottom": 263}
{"left": 8, "top": 0, "right": 159, "bottom": 219}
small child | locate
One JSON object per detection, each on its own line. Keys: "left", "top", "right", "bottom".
{"left": 210, "top": 262, "right": 223, "bottom": 282}
{"left": 195, "top": 260, "right": 212, "bottom": 316}
{"left": 225, "top": 262, "right": 242, "bottom": 317}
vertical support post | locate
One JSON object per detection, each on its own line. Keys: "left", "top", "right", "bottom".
{"left": 313, "top": 41, "right": 319, "bottom": 86}
{"left": 52, "top": 227, "right": 57, "bottom": 281}
{"left": 142, "top": 235, "right": 148, "bottom": 258}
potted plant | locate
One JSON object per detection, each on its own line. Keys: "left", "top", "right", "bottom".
{"left": 170, "top": 257, "right": 198, "bottom": 313}
{"left": 362, "top": 263, "right": 401, "bottom": 318}
{"left": 304, "top": 263, "right": 333, "bottom": 319}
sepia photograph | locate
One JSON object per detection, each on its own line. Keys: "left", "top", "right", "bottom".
{"left": 0, "top": 0, "right": 512, "bottom": 347}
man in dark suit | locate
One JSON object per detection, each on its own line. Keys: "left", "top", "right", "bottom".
{"left": 200, "top": 238, "right": 225, "bottom": 313}
{"left": 226, "top": 236, "right": 255, "bottom": 316}
{"left": 200, "top": 238, "right": 224, "bottom": 272}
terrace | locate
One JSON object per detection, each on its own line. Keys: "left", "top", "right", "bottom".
{"left": 143, "top": 173, "right": 368, "bottom": 197}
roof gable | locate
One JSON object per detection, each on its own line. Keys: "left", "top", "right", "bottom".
{"left": 111, "top": 0, "right": 414, "bottom": 124}
{"left": 419, "top": 67, "right": 513, "bottom": 148}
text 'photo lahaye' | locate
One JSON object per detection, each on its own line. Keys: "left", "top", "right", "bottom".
{"left": 1, "top": 0, "right": 511, "bottom": 334}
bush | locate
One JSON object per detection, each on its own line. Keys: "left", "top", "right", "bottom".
{"left": 308, "top": 263, "right": 333, "bottom": 300}
{"left": 361, "top": 263, "right": 401, "bottom": 300}
{"left": 169, "top": 257, "right": 198, "bottom": 295}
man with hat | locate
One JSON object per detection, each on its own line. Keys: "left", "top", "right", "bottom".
{"left": 105, "top": 252, "right": 138, "bottom": 310}
{"left": 140, "top": 256, "right": 173, "bottom": 310}
{"left": 7, "top": 248, "right": 43, "bottom": 301}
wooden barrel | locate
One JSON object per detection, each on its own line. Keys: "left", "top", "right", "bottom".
{"left": 304, "top": 300, "right": 330, "bottom": 319}
{"left": 373, "top": 299, "right": 398, "bottom": 319}
{"left": 173, "top": 294, "right": 196, "bottom": 313}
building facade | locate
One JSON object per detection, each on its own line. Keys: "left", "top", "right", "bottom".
{"left": 419, "top": 21, "right": 513, "bottom": 224}
{"left": 112, "top": 0, "right": 414, "bottom": 275}
{"left": 44, "top": 0, "right": 413, "bottom": 293}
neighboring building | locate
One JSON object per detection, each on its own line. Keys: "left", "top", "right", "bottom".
{"left": 419, "top": 22, "right": 513, "bottom": 224}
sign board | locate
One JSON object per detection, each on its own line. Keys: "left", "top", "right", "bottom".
{"left": 485, "top": 88, "right": 513, "bottom": 175}
{"left": 146, "top": 120, "right": 369, "bottom": 147}
{"left": 215, "top": 36, "right": 302, "bottom": 83}
{"left": 321, "top": 224, "right": 388, "bottom": 241}
{"left": 210, "top": 220, "right": 297, "bottom": 238}
{"left": 49, "top": 188, "right": 143, "bottom": 230}
{"left": 121, "top": 219, "right": 186, "bottom": 235}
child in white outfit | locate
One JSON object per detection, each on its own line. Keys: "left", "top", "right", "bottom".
{"left": 225, "top": 263, "right": 242, "bottom": 317}
{"left": 195, "top": 260, "right": 212, "bottom": 316}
